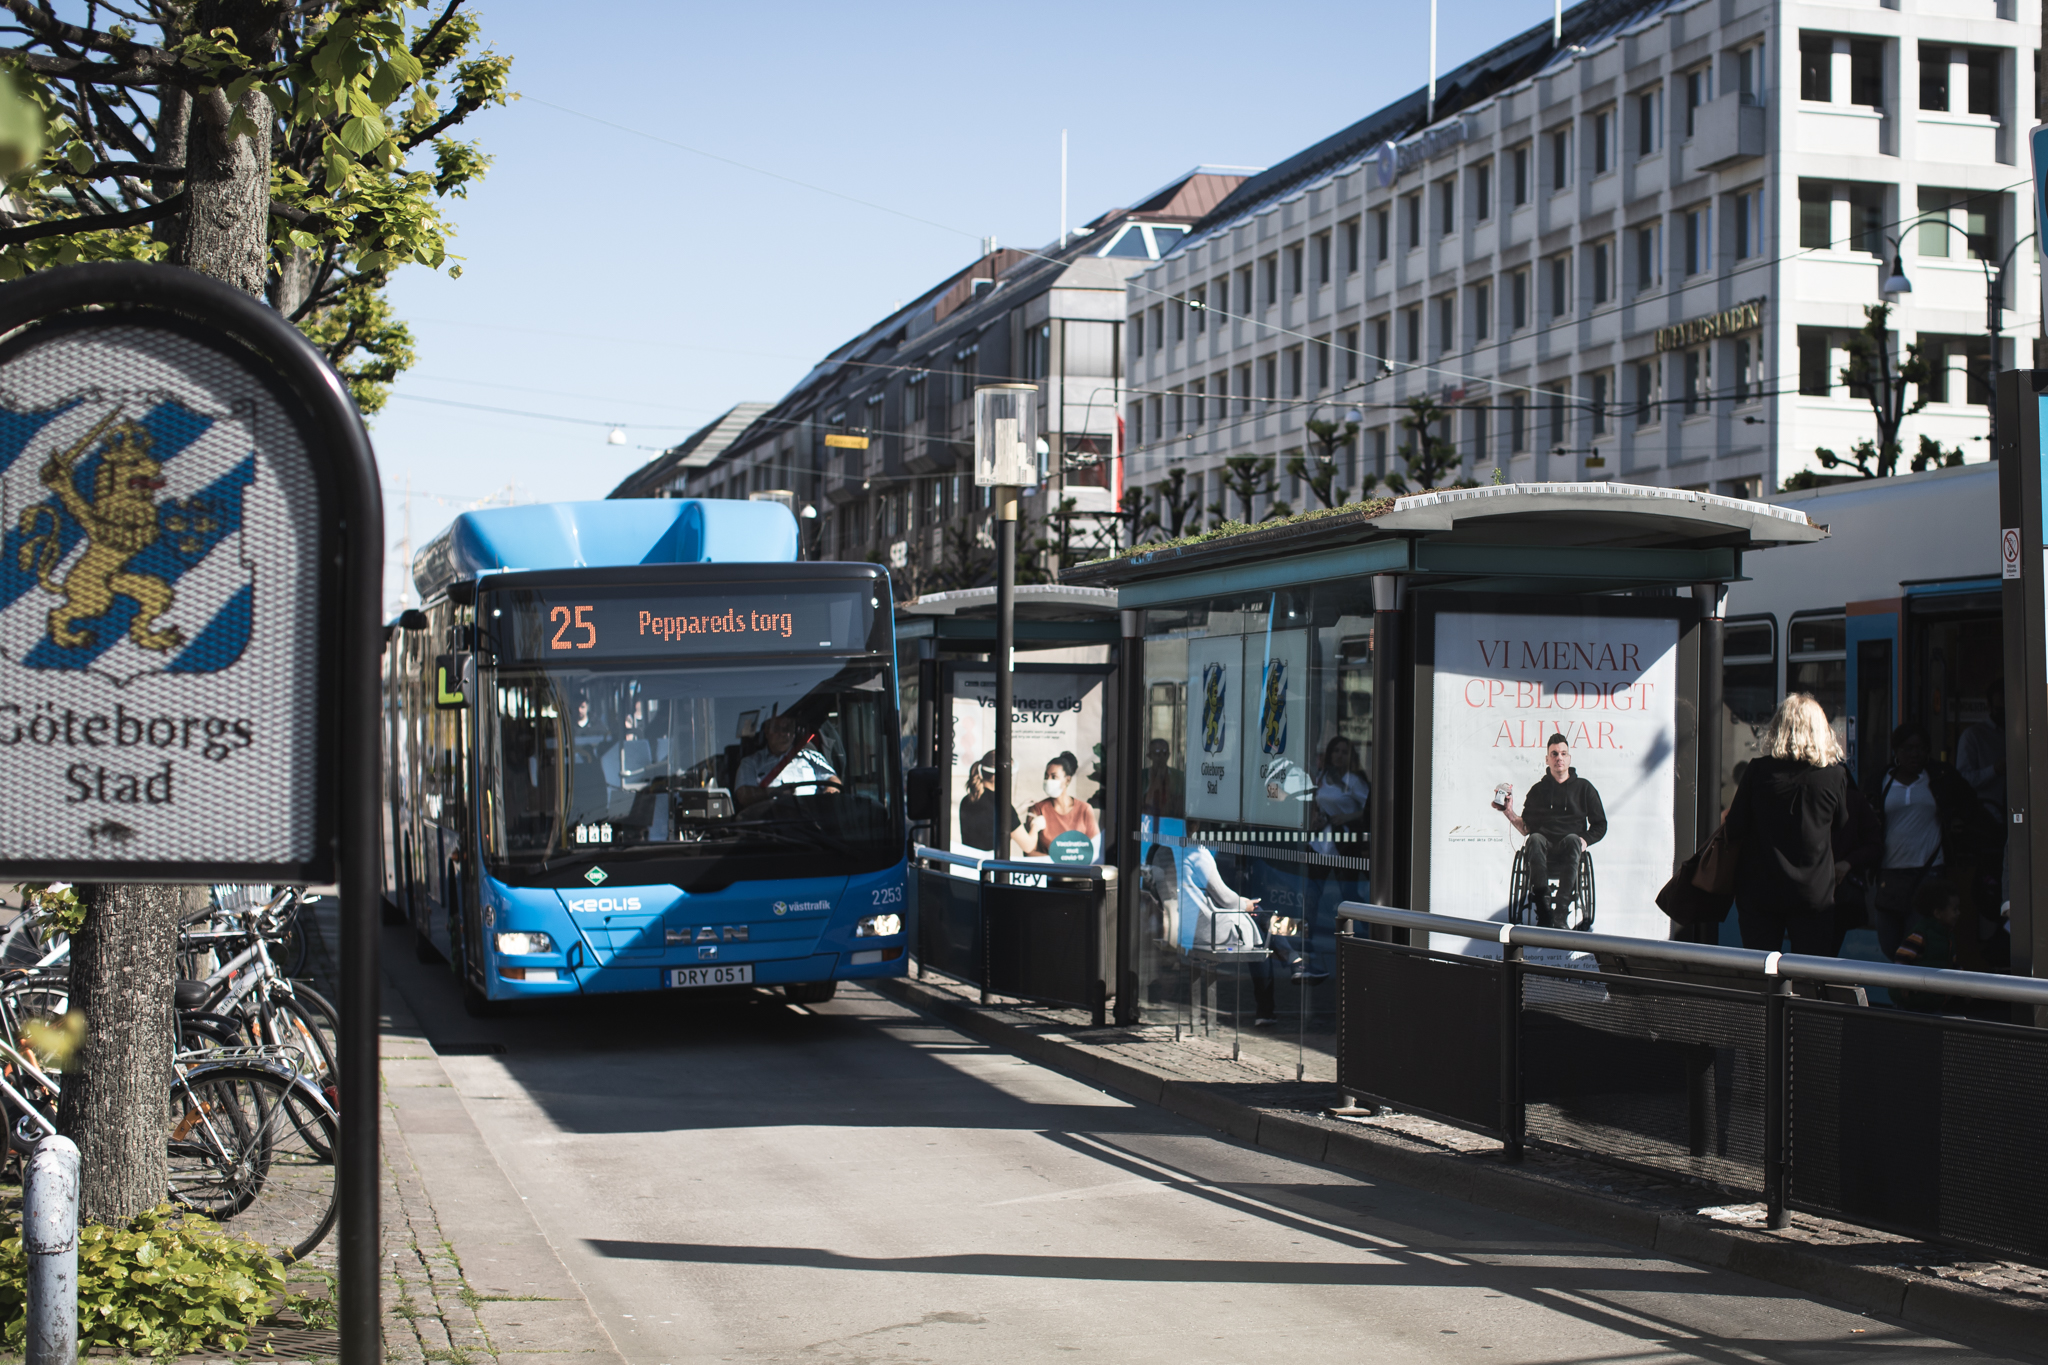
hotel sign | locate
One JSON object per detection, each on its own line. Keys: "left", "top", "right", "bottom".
{"left": 1654, "top": 298, "right": 1765, "bottom": 352}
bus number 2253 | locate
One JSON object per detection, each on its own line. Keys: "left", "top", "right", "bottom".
{"left": 551, "top": 605, "right": 597, "bottom": 650}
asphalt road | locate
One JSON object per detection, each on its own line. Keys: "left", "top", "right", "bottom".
{"left": 386, "top": 932, "right": 2027, "bottom": 1365}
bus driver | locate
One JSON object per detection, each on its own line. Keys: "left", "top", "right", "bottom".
{"left": 735, "top": 711, "right": 840, "bottom": 809}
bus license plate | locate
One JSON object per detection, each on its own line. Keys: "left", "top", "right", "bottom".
{"left": 668, "top": 964, "right": 753, "bottom": 988}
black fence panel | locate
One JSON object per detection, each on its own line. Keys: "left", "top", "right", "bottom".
{"left": 1337, "top": 936, "right": 1500, "bottom": 1132}
{"left": 1788, "top": 1003, "right": 2048, "bottom": 1260}
{"left": 1519, "top": 968, "right": 1767, "bottom": 1192}
{"left": 983, "top": 877, "right": 1100, "bottom": 1012}
{"left": 914, "top": 864, "right": 982, "bottom": 987}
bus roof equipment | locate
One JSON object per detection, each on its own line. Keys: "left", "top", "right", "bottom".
{"left": 412, "top": 498, "right": 798, "bottom": 602}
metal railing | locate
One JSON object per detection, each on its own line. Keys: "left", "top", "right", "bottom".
{"left": 1332, "top": 902, "right": 2048, "bottom": 1261}
{"left": 912, "top": 845, "right": 1115, "bottom": 1023}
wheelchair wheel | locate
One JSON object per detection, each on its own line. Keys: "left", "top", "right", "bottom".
{"left": 1507, "top": 848, "right": 1532, "bottom": 925}
{"left": 1573, "top": 851, "right": 1597, "bottom": 931}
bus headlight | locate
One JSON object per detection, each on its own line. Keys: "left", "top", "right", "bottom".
{"left": 854, "top": 914, "right": 901, "bottom": 938}
{"left": 495, "top": 932, "right": 555, "bottom": 955}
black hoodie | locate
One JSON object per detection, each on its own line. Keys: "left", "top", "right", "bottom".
{"left": 1521, "top": 768, "right": 1608, "bottom": 844}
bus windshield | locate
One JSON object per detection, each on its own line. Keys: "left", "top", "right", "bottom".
{"left": 480, "top": 660, "right": 899, "bottom": 876}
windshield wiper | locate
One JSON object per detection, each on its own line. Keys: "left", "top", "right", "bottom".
{"left": 674, "top": 810, "right": 855, "bottom": 856}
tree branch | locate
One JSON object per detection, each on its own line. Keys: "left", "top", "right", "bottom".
{"left": 410, "top": 0, "right": 464, "bottom": 63}
{"left": 397, "top": 94, "right": 481, "bottom": 152}
{"left": 0, "top": 188, "right": 186, "bottom": 245}
{"left": 12, "top": 48, "right": 183, "bottom": 87}
{"left": 2, "top": 0, "right": 166, "bottom": 60}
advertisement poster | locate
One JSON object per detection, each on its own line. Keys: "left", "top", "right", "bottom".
{"left": 1243, "top": 628, "right": 1310, "bottom": 827}
{"left": 947, "top": 670, "right": 1104, "bottom": 864}
{"left": 1428, "top": 610, "right": 1678, "bottom": 956}
{"left": 1185, "top": 635, "right": 1242, "bottom": 823}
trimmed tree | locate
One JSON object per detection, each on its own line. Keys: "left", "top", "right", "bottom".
{"left": 2, "top": 0, "right": 509, "bottom": 1223}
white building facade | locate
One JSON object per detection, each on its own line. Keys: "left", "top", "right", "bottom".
{"left": 1123, "top": 0, "right": 2039, "bottom": 522}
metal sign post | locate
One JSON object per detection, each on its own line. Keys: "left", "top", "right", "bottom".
{"left": 975, "top": 384, "right": 1038, "bottom": 866}
{"left": 1996, "top": 369, "right": 2048, "bottom": 1017}
{"left": 0, "top": 263, "right": 383, "bottom": 1360}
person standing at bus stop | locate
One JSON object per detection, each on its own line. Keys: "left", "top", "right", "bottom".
{"left": 1864, "top": 721, "right": 1991, "bottom": 961}
{"left": 1723, "top": 694, "right": 1849, "bottom": 955}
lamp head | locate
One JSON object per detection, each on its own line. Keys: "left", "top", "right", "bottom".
{"left": 1882, "top": 255, "right": 1913, "bottom": 295}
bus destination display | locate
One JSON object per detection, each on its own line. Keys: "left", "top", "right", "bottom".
{"left": 486, "top": 584, "right": 875, "bottom": 661}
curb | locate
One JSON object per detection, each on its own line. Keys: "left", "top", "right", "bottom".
{"left": 876, "top": 974, "right": 2048, "bottom": 1364}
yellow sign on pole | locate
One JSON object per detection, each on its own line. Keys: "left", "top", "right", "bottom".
{"left": 824, "top": 433, "right": 869, "bottom": 449}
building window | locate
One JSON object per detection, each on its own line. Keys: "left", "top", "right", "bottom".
{"left": 1591, "top": 240, "right": 1611, "bottom": 305}
{"left": 1168, "top": 387, "right": 1183, "bottom": 436}
{"left": 1474, "top": 161, "right": 1492, "bottom": 221}
{"left": 1546, "top": 387, "right": 1568, "bottom": 452}
{"left": 1131, "top": 315, "right": 1143, "bottom": 360}
{"left": 1469, "top": 405, "right": 1489, "bottom": 464}
{"left": 1436, "top": 294, "right": 1454, "bottom": 354}
{"left": 1850, "top": 39, "right": 1883, "bottom": 109}
{"left": 1129, "top": 401, "right": 1143, "bottom": 445}
{"left": 1437, "top": 178, "right": 1456, "bottom": 236}
{"left": 1261, "top": 355, "right": 1278, "bottom": 405}
{"left": 1734, "top": 191, "right": 1761, "bottom": 259}
{"left": 1550, "top": 126, "right": 1572, "bottom": 191}
{"left": 1342, "top": 326, "right": 1360, "bottom": 382}
{"left": 1403, "top": 307, "right": 1421, "bottom": 362}
{"left": 1798, "top": 181, "right": 1832, "bottom": 249}
{"left": 1919, "top": 187, "right": 1997, "bottom": 260}
{"left": 1635, "top": 222, "right": 1663, "bottom": 291}
{"left": 1405, "top": 193, "right": 1422, "bottom": 249}
{"left": 1512, "top": 145, "right": 1530, "bottom": 206}
{"left": 1736, "top": 43, "right": 1766, "bottom": 102}
{"left": 1635, "top": 360, "right": 1660, "bottom": 426}
{"left": 1685, "top": 65, "right": 1712, "bottom": 136}
{"left": 1288, "top": 243, "right": 1305, "bottom": 295}
{"left": 1968, "top": 48, "right": 1998, "bottom": 116}
{"left": 1147, "top": 396, "right": 1162, "bottom": 441}
{"left": 1473, "top": 280, "right": 1491, "bottom": 341}
{"left": 1922, "top": 335, "right": 1993, "bottom": 406}
{"left": 952, "top": 344, "right": 979, "bottom": 402}
{"left": 1236, "top": 363, "right": 1253, "bottom": 415}
{"left": 1343, "top": 219, "right": 1361, "bottom": 272}
{"left": 1262, "top": 255, "right": 1278, "bottom": 306}
{"left": 1372, "top": 318, "right": 1390, "bottom": 370}
{"left": 1314, "top": 232, "right": 1332, "bottom": 286}
{"left": 1373, "top": 208, "right": 1390, "bottom": 261}
{"left": 1798, "top": 328, "right": 1832, "bottom": 395}
{"left": 1800, "top": 35, "right": 1831, "bottom": 102}
{"left": 1637, "top": 86, "right": 1664, "bottom": 155}
{"left": 1315, "top": 336, "right": 1331, "bottom": 390}
{"left": 1593, "top": 108, "right": 1614, "bottom": 174}
{"left": 1732, "top": 337, "right": 1759, "bottom": 403}
{"left": 1511, "top": 270, "right": 1529, "bottom": 330}
{"left": 1287, "top": 347, "right": 1304, "bottom": 398}
{"left": 1239, "top": 266, "right": 1254, "bottom": 314}
{"left": 1511, "top": 394, "right": 1528, "bottom": 451}
{"left": 1588, "top": 371, "right": 1611, "bottom": 435}
{"left": 1549, "top": 254, "right": 1570, "bottom": 318}
{"left": 1190, "top": 378, "right": 1205, "bottom": 428}
{"left": 906, "top": 371, "right": 928, "bottom": 424}
{"left": 1192, "top": 284, "right": 1207, "bottom": 334}
{"left": 1920, "top": 44, "right": 1949, "bottom": 111}
{"left": 1683, "top": 347, "right": 1713, "bottom": 415}
{"left": 1684, "top": 205, "right": 1712, "bottom": 275}
{"left": 1172, "top": 298, "right": 1185, "bottom": 344}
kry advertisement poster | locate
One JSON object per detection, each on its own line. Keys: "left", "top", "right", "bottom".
{"left": 947, "top": 669, "right": 1104, "bottom": 864}
{"left": 1429, "top": 610, "right": 1678, "bottom": 956}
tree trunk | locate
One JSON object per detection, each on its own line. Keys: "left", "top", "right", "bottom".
{"left": 55, "top": 884, "right": 196, "bottom": 1225}
{"left": 172, "top": 85, "right": 272, "bottom": 296}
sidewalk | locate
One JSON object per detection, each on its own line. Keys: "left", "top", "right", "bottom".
{"left": 877, "top": 968, "right": 2048, "bottom": 1365}
{"left": 305, "top": 896, "right": 625, "bottom": 1365}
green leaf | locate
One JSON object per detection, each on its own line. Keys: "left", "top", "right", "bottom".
{"left": 62, "top": 140, "right": 92, "bottom": 174}
{"left": 337, "top": 115, "right": 385, "bottom": 156}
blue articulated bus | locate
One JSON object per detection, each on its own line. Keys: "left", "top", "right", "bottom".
{"left": 380, "top": 499, "right": 909, "bottom": 1012}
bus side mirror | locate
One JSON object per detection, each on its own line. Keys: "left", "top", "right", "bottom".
{"left": 905, "top": 766, "right": 940, "bottom": 824}
{"left": 397, "top": 608, "right": 427, "bottom": 631}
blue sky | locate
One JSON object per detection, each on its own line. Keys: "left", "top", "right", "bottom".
{"left": 375, "top": 0, "right": 1565, "bottom": 608}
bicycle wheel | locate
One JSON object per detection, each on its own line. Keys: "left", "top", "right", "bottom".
{"left": 0, "top": 916, "right": 64, "bottom": 970}
{"left": 168, "top": 1064, "right": 337, "bottom": 1263}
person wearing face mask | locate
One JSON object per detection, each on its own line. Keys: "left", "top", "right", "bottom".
{"left": 1011, "top": 751, "right": 1099, "bottom": 860}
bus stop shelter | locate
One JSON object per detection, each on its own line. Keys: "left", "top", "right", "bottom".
{"left": 1064, "top": 482, "right": 1826, "bottom": 1046}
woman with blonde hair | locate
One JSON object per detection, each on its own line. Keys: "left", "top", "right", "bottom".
{"left": 1722, "top": 693, "right": 1851, "bottom": 954}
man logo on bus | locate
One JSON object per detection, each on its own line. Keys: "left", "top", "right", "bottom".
{"left": 0, "top": 394, "right": 255, "bottom": 683}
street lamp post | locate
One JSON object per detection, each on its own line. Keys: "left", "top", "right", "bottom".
{"left": 1881, "top": 221, "right": 2036, "bottom": 452}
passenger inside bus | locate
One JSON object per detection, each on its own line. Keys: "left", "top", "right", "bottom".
{"left": 734, "top": 711, "right": 842, "bottom": 809}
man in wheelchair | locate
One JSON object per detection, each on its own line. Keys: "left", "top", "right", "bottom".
{"left": 1498, "top": 733, "right": 1607, "bottom": 929}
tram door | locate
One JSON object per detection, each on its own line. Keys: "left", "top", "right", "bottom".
{"left": 1845, "top": 601, "right": 1899, "bottom": 792}
{"left": 1903, "top": 583, "right": 2003, "bottom": 765}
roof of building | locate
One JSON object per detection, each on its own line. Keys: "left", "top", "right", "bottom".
{"left": 1176, "top": 0, "right": 1678, "bottom": 248}
{"left": 608, "top": 401, "right": 775, "bottom": 499}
